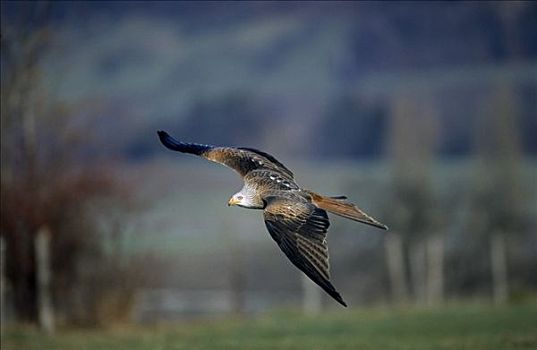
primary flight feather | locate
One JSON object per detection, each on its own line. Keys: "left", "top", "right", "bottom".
{"left": 157, "top": 130, "right": 388, "bottom": 307}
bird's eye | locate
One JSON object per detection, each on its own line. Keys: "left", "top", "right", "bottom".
{"left": 237, "top": 196, "right": 243, "bottom": 200}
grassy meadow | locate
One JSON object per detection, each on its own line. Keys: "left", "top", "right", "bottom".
{"left": 3, "top": 303, "right": 537, "bottom": 350}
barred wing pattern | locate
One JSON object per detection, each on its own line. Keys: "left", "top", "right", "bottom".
{"left": 263, "top": 194, "right": 347, "bottom": 307}
{"left": 158, "top": 131, "right": 293, "bottom": 178}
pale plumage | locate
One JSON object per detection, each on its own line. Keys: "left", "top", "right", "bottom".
{"left": 158, "top": 131, "right": 388, "bottom": 307}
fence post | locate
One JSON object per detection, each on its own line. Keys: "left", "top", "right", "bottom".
{"left": 426, "top": 234, "right": 444, "bottom": 306}
{"left": 35, "top": 227, "right": 54, "bottom": 334}
{"left": 302, "top": 274, "right": 321, "bottom": 315}
{"left": 385, "top": 232, "right": 409, "bottom": 305}
{"left": 491, "top": 233, "right": 508, "bottom": 304}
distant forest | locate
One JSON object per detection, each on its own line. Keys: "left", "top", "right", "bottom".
{"left": 2, "top": 1, "right": 536, "bottom": 159}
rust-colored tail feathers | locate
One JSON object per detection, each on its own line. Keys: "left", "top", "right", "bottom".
{"left": 306, "top": 191, "right": 388, "bottom": 230}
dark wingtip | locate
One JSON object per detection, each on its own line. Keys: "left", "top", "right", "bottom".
{"left": 157, "top": 130, "right": 212, "bottom": 155}
{"left": 328, "top": 288, "right": 348, "bottom": 307}
{"left": 157, "top": 130, "right": 181, "bottom": 151}
{"left": 157, "top": 130, "right": 168, "bottom": 141}
{"left": 335, "top": 291, "right": 348, "bottom": 307}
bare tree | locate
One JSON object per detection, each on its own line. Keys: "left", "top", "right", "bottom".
{"left": 1, "top": 3, "right": 138, "bottom": 326}
{"left": 0, "top": 237, "right": 6, "bottom": 327}
{"left": 386, "top": 91, "right": 443, "bottom": 305}
{"left": 472, "top": 83, "right": 527, "bottom": 304}
{"left": 1, "top": 3, "right": 54, "bottom": 323}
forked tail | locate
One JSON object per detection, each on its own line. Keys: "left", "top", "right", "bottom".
{"left": 305, "top": 190, "right": 388, "bottom": 230}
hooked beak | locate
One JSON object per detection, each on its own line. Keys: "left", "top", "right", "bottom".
{"left": 228, "top": 197, "right": 240, "bottom": 206}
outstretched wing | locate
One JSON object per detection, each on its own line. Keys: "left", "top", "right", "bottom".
{"left": 158, "top": 131, "right": 293, "bottom": 178}
{"left": 263, "top": 194, "right": 347, "bottom": 307}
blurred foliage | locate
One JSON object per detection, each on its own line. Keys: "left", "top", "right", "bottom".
{"left": 180, "top": 93, "right": 268, "bottom": 147}
{"left": 315, "top": 96, "right": 387, "bottom": 158}
{"left": 2, "top": 2, "right": 536, "bottom": 158}
{"left": 0, "top": 3, "right": 145, "bottom": 325}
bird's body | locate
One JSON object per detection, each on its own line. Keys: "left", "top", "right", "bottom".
{"left": 158, "top": 131, "right": 387, "bottom": 307}
{"left": 234, "top": 170, "right": 303, "bottom": 208}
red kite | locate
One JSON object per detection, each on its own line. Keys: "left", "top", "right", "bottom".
{"left": 158, "top": 131, "right": 387, "bottom": 307}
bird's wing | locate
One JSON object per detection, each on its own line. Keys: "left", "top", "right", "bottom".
{"left": 263, "top": 194, "right": 347, "bottom": 306}
{"left": 158, "top": 131, "right": 293, "bottom": 178}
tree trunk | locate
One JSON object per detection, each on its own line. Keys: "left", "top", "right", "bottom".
{"left": 385, "top": 232, "right": 408, "bottom": 304}
{"left": 410, "top": 241, "right": 427, "bottom": 305}
{"left": 491, "top": 233, "right": 508, "bottom": 304}
{"left": 35, "top": 227, "right": 54, "bottom": 334}
{"left": 302, "top": 274, "right": 322, "bottom": 315}
{"left": 426, "top": 234, "right": 444, "bottom": 306}
{"left": 1, "top": 236, "right": 6, "bottom": 327}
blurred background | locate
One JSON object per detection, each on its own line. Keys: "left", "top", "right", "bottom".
{"left": 1, "top": 1, "right": 536, "bottom": 347}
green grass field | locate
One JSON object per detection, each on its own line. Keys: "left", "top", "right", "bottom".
{"left": 3, "top": 303, "right": 537, "bottom": 350}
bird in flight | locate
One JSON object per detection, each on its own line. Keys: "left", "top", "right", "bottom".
{"left": 157, "top": 131, "right": 387, "bottom": 307}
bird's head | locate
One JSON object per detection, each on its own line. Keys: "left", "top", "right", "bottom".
{"left": 228, "top": 192, "right": 245, "bottom": 207}
{"left": 228, "top": 191, "right": 263, "bottom": 209}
